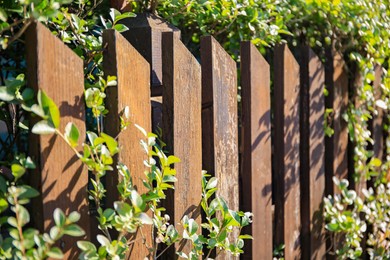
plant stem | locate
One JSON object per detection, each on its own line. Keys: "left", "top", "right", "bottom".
{"left": 13, "top": 196, "right": 26, "bottom": 258}
{"left": 155, "top": 243, "right": 174, "bottom": 259}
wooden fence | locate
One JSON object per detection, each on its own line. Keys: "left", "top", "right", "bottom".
{"left": 19, "top": 18, "right": 385, "bottom": 260}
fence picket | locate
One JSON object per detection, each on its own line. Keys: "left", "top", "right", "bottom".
{"left": 240, "top": 41, "right": 272, "bottom": 259}
{"left": 373, "top": 66, "right": 384, "bottom": 161}
{"left": 324, "top": 49, "right": 349, "bottom": 258}
{"left": 325, "top": 49, "right": 349, "bottom": 195}
{"left": 300, "top": 46, "right": 326, "bottom": 260}
{"left": 120, "top": 13, "right": 180, "bottom": 95}
{"left": 26, "top": 22, "right": 89, "bottom": 259}
{"left": 161, "top": 31, "right": 202, "bottom": 257}
{"left": 274, "top": 43, "right": 301, "bottom": 259}
{"left": 103, "top": 29, "right": 152, "bottom": 259}
{"left": 201, "top": 36, "right": 239, "bottom": 259}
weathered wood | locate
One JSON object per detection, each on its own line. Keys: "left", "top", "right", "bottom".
{"left": 273, "top": 44, "right": 301, "bottom": 259}
{"left": 373, "top": 66, "right": 384, "bottom": 161}
{"left": 325, "top": 49, "right": 349, "bottom": 196}
{"left": 161, "top": 31, "right": 202, "bottom": 257}
{"left": 300, "top": 46, "right": 326, "bottom": 260}
{"left": 201, "top": 36, "right": 239, "bottom": 259}
{"left": 325, "top": 48, "right": 349, "bottom": 213}
{"left": 26, "top": 22, "right": 88, "bottom": 259}
{"left": 121, "top": 13, "right": 180, "bottom": 95}
{"left": 103, "top": 29, "right": 152, "bottom": 258}
{"left": 324, "top": 49, "right": 349, "bottom": 258}
{"left": 240, "top": 41, "right": 272, "bottom": 259}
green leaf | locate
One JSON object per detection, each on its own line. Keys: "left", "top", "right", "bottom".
{"left": 205, "top": 177, "right": 218, "bottom": 190}
{"left": 0, "top": 8, "right": 8, "bottom": 22}
{"left": 18, "top": 121, "right": 29, "bottom": 130}
{"left": 19, "top": 185, "right": 40, "bottom": 199}
{"left": 137, "top": 212, "right": 153, "bottom": 225}
{"left": 87, "top": 131, "right": 98, "bottom": 146}
{"left": 64, "top": 122, "right": 80, "bottom": 148}
{"left": 46, "top": 247, "right": 64, "bottom": 259}
{"left": 226, "top": 209, "right": 241, "bottom": 227}
{"left": 17, "top": 205, "right": 30, "bottom": 226}
{"left": 63, "top": 224, "right": 85, "bottom": 237}
{"left": 239, "top": 234, "right": 253, "bottom": 240}
{"left": 101, "top": 133, "right": 118, "bottom": 155}
{"left": 188, "top": 218, "right": 198, "bottom": 236}
{"left": 8, "top": 216, "right": 17, "bottom": 227}
{"left": 38, "top": 90, "right": 60, "bottom": 128}
{"left": 68, "top": 211, "right": 81, "bottom": 223}
{"left": 109, "top": 8, "right": 121, "bottom": 22}
{"left": 0, "top": 86, "right": 16, "bottom": 101}
{"left": 11, "top": 164, "right": 25, "bottom": 180}
{"left": 326, "top": 222, "right": 339, "bottom": 232}
{"left": 106, "top": 76, "right": 117, "bottom": 87}
{"left": 97, "top": 234, "right": 110, "bottom": 247}
{"left": 167, "top": 156, "right": 180, "bottom": 166}
{"left": 31, "top": 120, "right": 56, "bottom": 135}
{"left": 21, "top": 88, "right": 34, "bottom": 101}
{"left": 54, "top": 208, "right": 66, "bottom": 227}
{"left": 77, "top": 241, "right": 97, "bottom": 252}
{"left": 100, "top": 145, "right": 113, "bottom": 165}
{"left": 114, "top": 201, "right": 131, "bottom": 216}
{"left": 131, "top": 190, "right": 145, "bottom": 212}
{"left": 113, "top": 24, "right": 129, "bottom": 33}
{"left": 30, "top": 104, "right": 47, "bottom": 118}
{"left": 0, "top": 197, "right": 8, "bottom": 213}
{"left": 114, "top": 12, "right": 136, "bottom": 23}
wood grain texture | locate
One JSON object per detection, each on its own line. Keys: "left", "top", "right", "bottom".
{"left": 240, "top": 42, "right": 272, "bottom": 260}
{"left": 161, "top": 31, "right": 202, "bottom": 257}
{"left": 103, "top": 29, "right": 152, "bottom": 258}
{"left": 300, "top": 46, "right": 326, "bottom": 260}
{"left": 273, "top": 44, "right": 301, "bottom": 260}
{"left": 324, "top": 49, "right": 349, "bottom": 196}
{"left": 121, "top": 13, "right": 180, "bottom": 94}
{"left": 26, "top": 22, "right": 88, "bottom": 259}
{"left": 324, "top": 49, "right": 349, "bottom": 258}
{"left": 201, "top": 36, "right": 239, "bottom": 259}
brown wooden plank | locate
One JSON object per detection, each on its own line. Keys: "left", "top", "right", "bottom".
{"left": 373, "top": 66, "right": 384, "bottom": 161}
{"left": 324, "top": 49, "right": 349, "bottom": 258}
{"left": 300, "top": 46, "right": 326, "bottom": 260}
{"left": 26, "top": 21, "right": 88, "bottom": 259}
{"left": 103, "top": 29, "right": 152, "bottom": 258}
{"left": 121, "top": 13, "right": 180, "bottom": 95}
{"left": 273, "top": 44, "right": 301, "bottom": 260}
{"left": 161, "top": 31, "right": 202, "bottom": 257}
{"left": 325, "top": 49, "right": 349, "bottom": 196}
{"left": 240, "top": 41, "right": 272, "bottom": 259}
{"left": 201, "top": 36, "right": 239, "bottom": 259}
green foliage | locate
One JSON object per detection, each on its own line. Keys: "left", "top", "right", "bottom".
{"left": 0, "top": 178, "right": 84, "bottom": 259}
{"left": 155, "top": 0, "right": 292, "bottom": 57}
{"left": 324, "top": 176, "right": 390, "bottom": 259}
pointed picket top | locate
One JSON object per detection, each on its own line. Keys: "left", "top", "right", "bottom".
{"left": 26, "top": 21, "right": 88, "bottom": 258}
{"left": 103, "top": 29, "right": 152, "bottom": 259}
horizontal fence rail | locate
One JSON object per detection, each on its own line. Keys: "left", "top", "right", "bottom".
{"left": 2, "top": 19, "right": 383, "bottom": 259}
